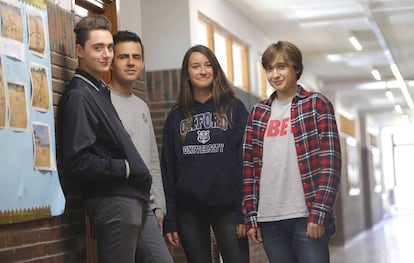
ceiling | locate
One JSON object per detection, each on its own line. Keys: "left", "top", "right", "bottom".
{"left": 224, "top": 0, "right": 414, "bottom": 128}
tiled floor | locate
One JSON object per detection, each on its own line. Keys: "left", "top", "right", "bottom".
{"left": 330, "top": 211, "right": 414, "bottom": 263}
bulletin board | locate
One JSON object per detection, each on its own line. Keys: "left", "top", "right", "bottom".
{"left": 0, "top": 0, "right": 65, "bottom": 224}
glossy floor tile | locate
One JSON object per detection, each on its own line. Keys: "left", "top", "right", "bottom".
{"left": 330, "top": 211, "right": 414, "bottom": 263}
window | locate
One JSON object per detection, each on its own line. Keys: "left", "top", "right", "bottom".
{"left": 257, "top": 60, "right": 270, "bottom": 98}
{"left": 74, "top": 0, "right": 112, "bottom": 15}
{"left": 74, "top": 0, "right": 117, "bottom": 31}
{"left": 197, "top": 21, "right": 208, "bottom": 47}
{"left": 74, "top": 4, "right": 88, "bottom": 17}
{"left": 213, "top": 32, "right": 228, "bottom": 77}
{"left": 232, "top": 43, "right": 242, "bottom": 87}
{"left": 198, "top": 13, "right": 250, "bottom": 91}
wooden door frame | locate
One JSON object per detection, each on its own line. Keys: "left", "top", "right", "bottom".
{"left": 75, "top": 0, "right": 117, "bottom": 84}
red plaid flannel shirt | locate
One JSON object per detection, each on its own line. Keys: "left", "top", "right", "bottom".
{"left": 242, "top": 85, "right": 341, "bottom": 231}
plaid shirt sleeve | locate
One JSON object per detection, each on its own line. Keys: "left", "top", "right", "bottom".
{"left": 242, "top": 101, "right": 271, "bottom": 231}
{"left": 293, "top": 90, "right": 341, "bottom": 227}
{"left": 242, "top": 110, "right": 257, "bottom": 231}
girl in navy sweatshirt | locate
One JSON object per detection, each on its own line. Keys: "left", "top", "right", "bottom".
{"left": 161, "top": 45, "right": 249, "bottom": 263}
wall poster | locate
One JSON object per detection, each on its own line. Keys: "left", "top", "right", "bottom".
{"left": 0, "top": 0, "right": 65, "bottom": 224}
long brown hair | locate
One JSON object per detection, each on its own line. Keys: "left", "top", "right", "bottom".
{"left": 177, "top": 45, "right": 237, "bottom": 141}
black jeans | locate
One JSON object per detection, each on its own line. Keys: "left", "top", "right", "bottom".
{"left": 135, "top": 210, "right": 174, "bottom": 263}
{"left": 84, "top": 196, "right": 147, "bottom": 263}
{"left": 176, "top": 205, "right": 249, "bottom": 263}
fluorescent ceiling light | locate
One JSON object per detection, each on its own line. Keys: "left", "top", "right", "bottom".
{"left": 391, "top": 64, "right": 402, "bottom": 81}
{"left": 299, "top": 21, "right": 332, "bottom": 28}
{"left": 385, "top": 90, "right": 394, "bottom": 100}
{"left": 390, "top": 63, "right": 414, "bottom": 110}
{"left": 386, "top": 80, "right": 402, "bottom": 88}
{"left": 349, "top": 36, "right": 362, "bottom": 51}
{"left": 408, "top": 80, "right": 414, "bottom": 87}
{"left": 371, "top": 69, "right": 381, "bottom": 81}
{"left": 394, "top": 104, "right": 402, "bottom": 113}
{"left": 325, "top": 54, "right": 343, "bottom": 62}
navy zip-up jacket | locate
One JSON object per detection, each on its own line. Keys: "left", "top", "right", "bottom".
{"left": 58, "top": 69, "right": 151, "bottom": 201}
{"left": 161, "top": 98, "right": 248, "bottom": 233}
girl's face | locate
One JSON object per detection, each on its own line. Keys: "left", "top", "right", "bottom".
{"left": 187, "top": 52, "right": 214, "bottom": 90}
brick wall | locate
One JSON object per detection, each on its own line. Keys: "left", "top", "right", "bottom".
{"left": 0, "top": 3, "right": 268, "bottom": 262}
{"left": 0, "top": 3, "right": 85, "bottom": 263}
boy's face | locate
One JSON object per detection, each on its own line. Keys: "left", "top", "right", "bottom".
{"left": 111, "top": 41, "right": 144, "bottom": 83}
{"left": 265, "top": 54, "right": 298, "bottom": 94}
{"left": 76, "top": 29, "right": 114, "bottom": 80}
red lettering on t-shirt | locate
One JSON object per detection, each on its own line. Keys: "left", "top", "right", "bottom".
{"left": 267, "top": 118, "right": 290, "bottom": 137}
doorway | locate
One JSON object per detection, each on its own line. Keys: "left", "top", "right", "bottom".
{"left": 392, "top": 129, "right": 414, "bottom": 213}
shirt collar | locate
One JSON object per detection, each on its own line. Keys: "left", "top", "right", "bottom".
{"left": 264, "top": 84, "right": 310, "bottom": 105}
{"left": 75, "top": 68, "right": 110, "bottom": 95}
{"left": 75, "top": 69, "right": 101, "bottom": 88}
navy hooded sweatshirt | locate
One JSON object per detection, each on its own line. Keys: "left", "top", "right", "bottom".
{"left": 161, "top": 97, "right": 248, "bottom": 233}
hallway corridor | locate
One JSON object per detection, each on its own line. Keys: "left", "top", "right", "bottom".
{"left": 330, "top": 211, "right": 414, "bottom": 263}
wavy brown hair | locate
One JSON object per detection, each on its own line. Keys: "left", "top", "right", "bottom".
{"left": 177, "top": 45, "right": 237, "bottom": 141}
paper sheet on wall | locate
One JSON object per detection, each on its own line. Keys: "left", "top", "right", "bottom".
{"left": 0, "top": 0, "right": 65, "bottom": 224}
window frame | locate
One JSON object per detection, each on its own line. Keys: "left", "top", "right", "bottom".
{"left": 198, "top": 13, "right": 250, "bottom": 91}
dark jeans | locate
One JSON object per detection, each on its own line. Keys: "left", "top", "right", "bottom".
{"left": 260, "top": 217, "right": 333, "bottom": 263}
{"left": 84, "top": 196, "right": 147, "bottom": 263}
{"left": 176, "top": 206, "right": 249, "bottom": 263}
{"left": 136, "top": 210, "right": 174, "bottom": 263}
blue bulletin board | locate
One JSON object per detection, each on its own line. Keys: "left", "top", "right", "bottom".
{"left": 0, "top": 0, "right": 65, "bottom": 224}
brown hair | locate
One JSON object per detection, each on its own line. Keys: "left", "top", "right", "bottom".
{"left": 177, "top": 45, "right": 237, "bottom": 141}
{"left": 262, "top": 41, "right": 303, "bottom": 80}
{"left": 74, "top": 15, "right": 111, "bottom": 47}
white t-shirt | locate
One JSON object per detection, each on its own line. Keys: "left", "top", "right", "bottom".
{"left": 257, "top": 98, "right": 309, "bottom": 222}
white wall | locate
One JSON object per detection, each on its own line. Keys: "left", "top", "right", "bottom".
{"left": 140, "top": 0, "right": 192, "bottom": 71}
{"left": 117, "top": 0, "right": 142, "bottom": 36}
{"left": 57, "top": 0, "right": 72, "bottom": 11}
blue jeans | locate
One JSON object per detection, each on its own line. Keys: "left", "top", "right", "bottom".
{"left": 260, "top": 217, "right": 333, "bottom": 263}
{"left": 176, "top": 206, "right": 249, "bottom": 263}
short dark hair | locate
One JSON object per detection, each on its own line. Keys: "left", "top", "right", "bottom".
{"left": 262, "top": 41, "right": 304, "bottom": 80}
{"left": 74, "top": 15, "right": 111, "bottom": 46}
{"left": 112, "top": 30, "right": 144, "bottom": 59}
